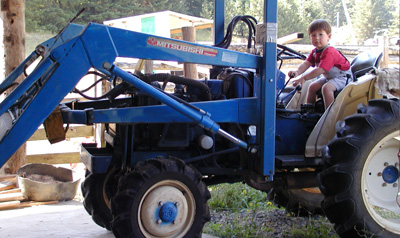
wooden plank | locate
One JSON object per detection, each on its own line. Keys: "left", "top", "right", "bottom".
{"left": 0, "top": 188, "right": 21, "bottom": 195}
{"left": 0, "top": 192, "right": 25, "bottom": 202}
{"left": 19, "top": 200, "right": 58, "bottom": 208}
{"left": 29, "top": 125, "right": 94, "bottom": 141}
{"left": 0, "top": 200, "right": 58, "bottom": 211}
{"left": 170, "top": 23, "right": 213, "bottom": 35}
{"left": 0, "top": 175, "right": 17, "bottom": 182}
{"left": 0, "top": 201, "right": 20, "bottom": 210}
{"left": 26, "top": 152, "right": 81, "bottom": 164}
{"left": 27, "top": 127, "right": 47, "bottom": 140}
{"left": 277, "top": 32, "right": 304, "bottom": 45}
{"left": 0, "top": 180, "right": 16, "bottom": 191}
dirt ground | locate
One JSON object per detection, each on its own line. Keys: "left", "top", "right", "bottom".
{"left": 0, "top": 200, "right": 217, "bottom": 238}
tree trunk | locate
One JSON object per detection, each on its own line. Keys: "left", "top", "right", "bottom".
{"left": 0, "top": 0, "right": 26, "bottom": 174}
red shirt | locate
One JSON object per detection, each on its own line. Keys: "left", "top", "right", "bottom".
{"left": 306, "top": 47, "right": 350, "bottom": 72}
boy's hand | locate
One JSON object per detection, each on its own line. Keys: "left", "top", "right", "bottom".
{"left": 287, "top": 71, "right": 298, "bottom": 78}
{"left": 292, "top": 77, "right": 305, "bottom": 86}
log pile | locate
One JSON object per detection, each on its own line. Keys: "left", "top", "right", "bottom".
{"left": 0, "top": 175, "right": 57, "bottom": 210}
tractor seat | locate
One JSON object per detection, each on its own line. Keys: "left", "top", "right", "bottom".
{"left": 335, "top": 51, "right": 382, "bottom": 94}
{"left": 350, "top": 51, "right": 383, "bottom": 81}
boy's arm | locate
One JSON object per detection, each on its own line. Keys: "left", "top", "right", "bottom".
{"left": 288, "top": 61, "right": 312, "bottom": 78}
{"left": 297, "top": 61, "right": 312, "bottom": 75}
{"left": 302, "top": 67, "right": 326, "bottom": 80}
{"left": 292, "top": 67, "right": 326, "bottom": 86}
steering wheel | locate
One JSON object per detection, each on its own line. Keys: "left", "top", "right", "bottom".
{"left": 275, "top": 44, "right": 305, "bottom": 105}
{"left": 277, "top": 44, "right": 306, "bottom": 61}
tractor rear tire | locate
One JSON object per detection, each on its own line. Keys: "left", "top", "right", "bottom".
{"left": 318, "top": 99, "right": 400, "bottom": 238}
{"left": 111, "top": 156, "right": 210, "bottom": 238}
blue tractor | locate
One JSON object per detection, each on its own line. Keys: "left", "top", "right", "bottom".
{"left": 0, "top": 1, "right": 398, "bottom": 237}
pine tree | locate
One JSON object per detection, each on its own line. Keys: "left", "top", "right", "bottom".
{"left": 352, "top": 0, "right": 397, "bottom": 43}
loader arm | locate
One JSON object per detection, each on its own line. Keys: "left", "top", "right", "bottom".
{"left": 0, "top": 22, "right": 273, "bottom": 169}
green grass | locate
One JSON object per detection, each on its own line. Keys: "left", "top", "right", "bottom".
{"left": 287, "top": 218, "right": 337, "bottom": 238}
{"left": 204, "top": 182, "right": 338, "bottom": 238}
{"left": 207, "top": 182, "right": 277, "bottom": 212}
{"left": 204, "top": 182, "right": 276, "bottom": 237}
{"left": 203, "top": 213, "right": 272, "bottom": 238}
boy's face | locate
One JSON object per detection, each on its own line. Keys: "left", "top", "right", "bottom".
{"left": 309, "top": 29, "right": 331, "bottom": 50}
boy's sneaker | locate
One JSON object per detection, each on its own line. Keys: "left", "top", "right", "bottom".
{"left": 301, "top": 103, "right": 314, "bottom": 112}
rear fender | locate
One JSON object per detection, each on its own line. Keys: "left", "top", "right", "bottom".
{"left": 305, "top": 73, "right": 382, "bottom": 157}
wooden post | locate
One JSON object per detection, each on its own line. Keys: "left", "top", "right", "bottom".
{"left": 0, "top": 0, "right": 26, "bottom": 174}
{"left": 378, "top": 35, "right": 389, "bottom": 68}
{"left": 144, "top": 60, "right": 153, "bottom": 74}
{"left": 182, "top": 26, "right": 198, "bottom": 79}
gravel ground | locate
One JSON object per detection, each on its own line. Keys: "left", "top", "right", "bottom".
{"left": 205, "top": 209, "right": 339, "bottom": 238}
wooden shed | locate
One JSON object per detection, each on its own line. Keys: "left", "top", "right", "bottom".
{"left": 104, "top": 10, "right": 213, "bottom": 39}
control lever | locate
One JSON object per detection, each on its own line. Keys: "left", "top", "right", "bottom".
{"left": 276, "top": 73, "right": 295, "bottom": 101}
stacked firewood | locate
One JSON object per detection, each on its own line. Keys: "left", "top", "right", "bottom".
{"left": 0, "top": 175, "right": 57, "bottom": 210}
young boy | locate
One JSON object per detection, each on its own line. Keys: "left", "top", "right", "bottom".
{"left": 289, "top": 19, "right": 351, "bottom": 110}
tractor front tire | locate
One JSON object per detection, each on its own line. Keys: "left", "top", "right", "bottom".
{"left": 81, "top": 172, "right": 112, "bottom": 230}
{"left": 318, "top": 99, "right": 400, "bottom": 238}
{"left": 111, "top": 157, "right": 210, "bottom": 238}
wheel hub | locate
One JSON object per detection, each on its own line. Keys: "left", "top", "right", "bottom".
{"left": 382, "top": 165, "right": 399, "bottom": 184}
{"left": 139, "top": 181, "right": 193, "bottom": 237}
{"left": 158, "top": 201, "right": 178, "bottom": 223}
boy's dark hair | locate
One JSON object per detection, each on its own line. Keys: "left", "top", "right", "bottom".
{"left": 308, "top": 19, "right": 331, "bottom": 35}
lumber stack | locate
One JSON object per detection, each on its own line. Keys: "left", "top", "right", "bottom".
{"left": 0, "top": 175, "right": 58, "bottom": 210}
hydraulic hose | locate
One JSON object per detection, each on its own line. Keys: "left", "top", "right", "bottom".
{"left": 137, "top": 72, "right": 212, "bottom": 101}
